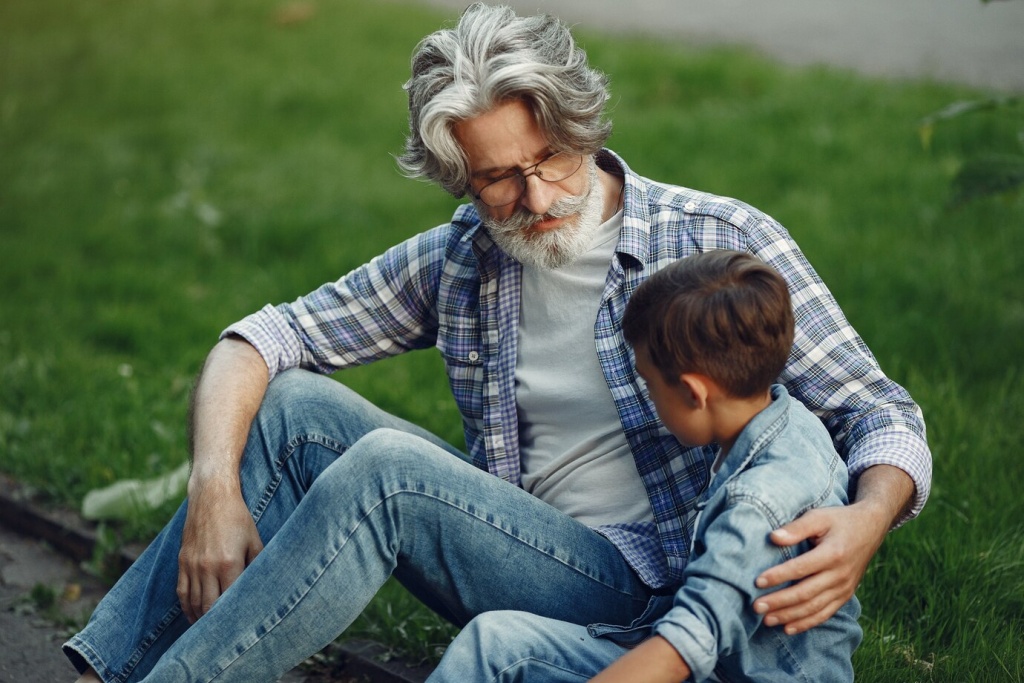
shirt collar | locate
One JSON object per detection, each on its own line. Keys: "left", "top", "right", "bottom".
{"left": 597, "top": 149, "right": 651, "bottom": 269}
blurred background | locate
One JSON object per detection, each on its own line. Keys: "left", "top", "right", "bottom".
{"left": 1, "top": 0, "right": 1022, "bottom": 678}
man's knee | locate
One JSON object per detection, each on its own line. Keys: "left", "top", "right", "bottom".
{"left": 433, "top": 612, "right": 521, "bottom": 680}
{"left": 436, "top": 611, "right": 595, "bottom": 682}
{"left": 253, "top": 370, "right": 387, "bottom": 451}
{"left": 260, "top": 369, "right": 357, "bottom": 420}
{"left": 337, "top": 428, "right": 447, "bottom": 478}
{"left": 460, "top": 610, "right": 512, "bottom": 641}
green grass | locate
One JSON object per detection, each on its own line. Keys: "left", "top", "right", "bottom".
{"left": 2, "top": 0, "right": 1022, "bottom": 679}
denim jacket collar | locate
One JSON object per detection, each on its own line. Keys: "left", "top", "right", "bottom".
{"left": 701, "top": 385, "right": 791, "bottom": 504}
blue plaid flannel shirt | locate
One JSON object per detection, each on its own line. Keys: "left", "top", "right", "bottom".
{"left": 225, "top": 150, "right": 931, "bottom": 589}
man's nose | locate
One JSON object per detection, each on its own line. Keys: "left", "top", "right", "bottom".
{"left": 518, "top": 173, "right": 558, "bottom": 217}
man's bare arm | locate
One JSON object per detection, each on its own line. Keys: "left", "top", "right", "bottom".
{"left": 753, "top": 464, "right": 915, "bottom": 633}
{"left": 177, "top": 336, "right": 269, "bottom": 623}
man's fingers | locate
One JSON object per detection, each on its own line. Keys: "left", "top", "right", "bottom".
{"left": 779, "top": 605, "right": 841, "bottom": 635}
{"left": 768, "top": 508, "right": 832, "bottom": 547}
{"left": 758, "top": 540, "right": 843, "bottom": 590}
{"left": 200, "top": 573, "right": 222, "bottom": 617}
{"left": 758, "top": 509, "right": 839, "bottom": 588}
{"left": 757, "top": 581, "right": 834, "bottom": 624}
{"left": 189, "top": 572, "right": 205, "bottom": 622}
{"left": 757, "top": 553, "right": 808, "bottom": 589}
{"left": 755, "top": 569, "right": 828, "bottom": 615}
{"left": 776, "top": 594, "right": 848, "bottom": 635}
{"left": 755, "top": 565, "right": 858, "bottom": 634}
{"left": 177, "top": 556, "right": 235, "bottom": 622}
{"left": 176, "top": 572, "right": 195, "bottom": 624}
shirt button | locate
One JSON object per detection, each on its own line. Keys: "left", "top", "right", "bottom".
{"left": 468, "top": 351, "right": 480, "bottom": 362}
{"left": 684, "top": 201, "right": 697, "bottom": 212}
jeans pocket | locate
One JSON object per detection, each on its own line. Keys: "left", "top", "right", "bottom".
{"left": 586, "top": 594, "right": 674, "bottom": 647}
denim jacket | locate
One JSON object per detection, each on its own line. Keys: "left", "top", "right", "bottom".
{"left": 651, "top": 385, "right": 863, "bottom": 682}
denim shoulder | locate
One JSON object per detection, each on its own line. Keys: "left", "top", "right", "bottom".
{"left": 726, "top": 404, "right": 850, "bottom": 526}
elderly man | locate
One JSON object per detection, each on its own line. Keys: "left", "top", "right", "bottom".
{"left": 65, "top": 4, "right": 930, "bottom": 682}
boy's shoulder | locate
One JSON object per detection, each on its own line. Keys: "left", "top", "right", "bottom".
{"left": 713, "top": 389, "right": 849, "bottom": 522}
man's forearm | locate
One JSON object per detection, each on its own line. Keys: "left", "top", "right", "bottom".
{"left": 187, "top": 336, "right": 270, "bottom": 488}
{"left": 851, "top": 464, "right": 916, "bottom": 531}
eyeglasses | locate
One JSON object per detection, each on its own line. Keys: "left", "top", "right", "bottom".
{"left": 470, "top": 151, "right": 584, "bottom": 207}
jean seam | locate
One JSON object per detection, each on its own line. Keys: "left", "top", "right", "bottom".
{"left": 250, "top": 433, "right": 348, "bottom": 525}
{"left": 493, "top": 657, "right": 591, "bottom": 682}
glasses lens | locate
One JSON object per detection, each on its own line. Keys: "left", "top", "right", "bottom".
{"left": 478, "top": 177, "right": 522, "bottom": 207}
{"left": 536, "top": 153, "right": 583, "bottom": 182}
{"left": 476, "top": 153, "right": 585, "bottom": 207}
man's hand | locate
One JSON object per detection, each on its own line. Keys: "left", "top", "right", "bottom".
{"left": 176, "top": 477, "right": 264, "bottom": 623}
{"left": 178, "top": 337, "right": 269, "bottom": 623}
{"left": 753, "top": 465, "right": 915, "bottom": 634}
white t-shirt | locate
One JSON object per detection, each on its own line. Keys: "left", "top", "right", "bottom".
{"left": 516, "top": 211, "right": 656, "bottom": 527}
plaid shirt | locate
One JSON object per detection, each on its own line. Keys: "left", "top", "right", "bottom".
{"left": 225, "top": 150, "right": 931, "bottom": 589}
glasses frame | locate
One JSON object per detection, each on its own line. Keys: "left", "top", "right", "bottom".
{"left": 469, "top": 151, "right": 585, "bottom": 208}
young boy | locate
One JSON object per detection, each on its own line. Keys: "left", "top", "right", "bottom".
{"left": 596, "top": 248, "right": 863, "bottom": 681}
{"left": 426, "top": 249, "right": 863, "bottom": 683}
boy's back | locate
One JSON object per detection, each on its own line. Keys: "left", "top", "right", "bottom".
{"left": 657, "top": 384, "right": 861, "bottom": 681}
{"left": 612, "top": 249, "right": 863, "bottom": 682}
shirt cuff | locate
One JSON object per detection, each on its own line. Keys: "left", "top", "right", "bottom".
{"left": 220, "top": 304, "right": 304, "bottom": 383}
{"left": 652, "top": 607, "right": 718, "bottom": 682}
{"left": 847, "top": 427, "right": 932, "bottom": 527}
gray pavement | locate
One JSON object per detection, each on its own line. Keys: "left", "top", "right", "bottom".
{"left": 0, "top": 523, "right": 312, "bottom": 682}
{"left": 0, "top": 478, "right": 429, "bottom": 682}
{"left": 413, "top": 0, "right": 1024, "bottom": 93}
{"left": 0, "top": 524, "right": 106, "bottom": 682}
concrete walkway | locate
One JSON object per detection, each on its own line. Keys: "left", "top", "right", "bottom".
{"left": 414, "top": 0, "right": 1024, "bottom": 93}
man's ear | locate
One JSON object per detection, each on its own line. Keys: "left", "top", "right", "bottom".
{"left": 678, "top": 373, "right": 709, "bottom": 410}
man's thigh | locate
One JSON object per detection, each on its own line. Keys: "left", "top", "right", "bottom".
{"left": 285, "top": 427, "right": 653, "bottom": 628}
{"left": 241, "top": 368, "right": 470, "bottom": 534}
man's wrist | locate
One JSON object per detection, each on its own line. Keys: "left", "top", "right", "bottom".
{"left": 852, "top": 464, "right": 916, "bottom": 531}
{"left": 186, "top": 461, "right": 241, "bottom": 497}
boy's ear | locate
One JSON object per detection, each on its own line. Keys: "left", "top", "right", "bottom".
{"left": 678, "top": 373, "right": 709, "bottom": 409}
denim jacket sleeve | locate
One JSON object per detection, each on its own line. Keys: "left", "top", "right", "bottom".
{"left": 651, "top": 494, "right": 791, "bottom": 682}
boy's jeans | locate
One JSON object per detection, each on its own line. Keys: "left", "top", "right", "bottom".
{"left": 63, "top": 370, "right": 652, "bottom": 682}
{"left": 428, "top": 611, "right": 629, "bottom": 682}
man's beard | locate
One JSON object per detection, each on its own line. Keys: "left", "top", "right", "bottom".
{"left": 478, "top": 160, "right": 605, "bottom": 270}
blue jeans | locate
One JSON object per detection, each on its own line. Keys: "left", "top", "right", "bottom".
{"left": 64, "top": 370, "right": 652, "bottom": 682}
{"left": 428, "top": 611, "right": 628, "bottom": 683}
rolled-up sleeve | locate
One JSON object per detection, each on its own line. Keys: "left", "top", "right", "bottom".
{"left": 221, "top": 227, "right": 448, "bottom": 382}
{"left": 653, "top": 501, "right": 783, "bottom": 682}
{"left": 742, "top": 217, "right": 932, "bottom": 523}
{"left": 221, "top": 303, "right": 307, "bottom": 383}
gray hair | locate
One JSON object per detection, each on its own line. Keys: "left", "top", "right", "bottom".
{"left": 397, "top": 3, "right": 612, "bottom": 197}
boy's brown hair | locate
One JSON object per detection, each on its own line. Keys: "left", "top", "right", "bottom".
{"left": 622, "top": 250, "right": 795, "bottom": 398}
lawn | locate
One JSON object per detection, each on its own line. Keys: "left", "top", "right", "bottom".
{"left": 1, "top": 0, "right": 1022, "bottom": 679}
